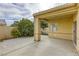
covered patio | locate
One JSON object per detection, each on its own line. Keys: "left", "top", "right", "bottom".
{"left": 0, "top": 36, "right": 78, "bottom": 56}
{"left": 33, "top": 3, "right": 79, "bottom": 52}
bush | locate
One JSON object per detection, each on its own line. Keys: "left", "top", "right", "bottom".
{"left": 18, "top": 18, "right": 34, "bottom": 37}
{"left": 11, "top": 18, "right": 34, "bottom": 37}
{"left": 11, "top": 28, "right": 21, "bottom": 38}
{"left": 40, "top": 20, "right": 48, "bottom": 30}
{"left": 0, "top": 39, "right": 4, "bottom": 42}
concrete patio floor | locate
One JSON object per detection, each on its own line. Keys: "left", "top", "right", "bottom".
{"left": 0, "top": 35, "right": 79, "bottom": 56}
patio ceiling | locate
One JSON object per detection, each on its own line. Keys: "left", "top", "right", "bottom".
{"left": 45, "top": 12, "right": 76, "bottom": 20}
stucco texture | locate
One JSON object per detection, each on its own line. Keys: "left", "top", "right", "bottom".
{"left": 48, "top": 16, "right": 73, "bottom": 40}
{"left": 0, "top": 26, "right": 14, "bottom": 41}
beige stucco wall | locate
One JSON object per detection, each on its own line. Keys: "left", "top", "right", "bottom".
{"left": 48, "top": 17, "right": 73, "bottom": 40}
{"left": 0, "top": 26, "right": 14, "bottom": 40}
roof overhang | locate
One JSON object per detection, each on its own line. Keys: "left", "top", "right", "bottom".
{"left": 33, "top": 3, "right": 78, "bottom": 19}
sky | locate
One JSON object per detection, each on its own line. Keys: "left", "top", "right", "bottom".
{"left": 0, "top": 3, "right": 65, "bottom": 26}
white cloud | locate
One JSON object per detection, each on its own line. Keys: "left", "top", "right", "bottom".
{"left": 39, "top": 3, "right": 65, "bottom": 11}
{"left": 0, "top": 3, "right": 64, "bottom": 26}
{"left": 25, "top": 3, "right": 40, "bottom": 13}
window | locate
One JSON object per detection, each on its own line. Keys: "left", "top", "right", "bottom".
{"left": 51, "top": 24, "right": 57, "bottom": 32}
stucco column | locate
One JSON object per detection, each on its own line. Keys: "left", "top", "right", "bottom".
{"left": 48, "top": 20, "right": 52, "bottom": 38}
{"left": 34, "top": 17, "right": 41, "bottom": 41}
{"left": 75, "top": 5, "right": 79, "bottom": 51}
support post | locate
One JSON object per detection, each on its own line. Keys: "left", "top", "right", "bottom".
{"left": 34, "top": 17, "right": 41, "bottom": 41}
{"left": 75, "top": 4, "right": 79, "bottom": 52}
{"left": 48, "top": 20, "right": 52, "bottom": 38}
{"left": 76, "top": 10, "right": 79, "bottom": 51}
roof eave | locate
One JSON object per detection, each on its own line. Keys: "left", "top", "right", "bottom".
{"left": 33, "top": 3, "right": 77, "bottom": 17}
